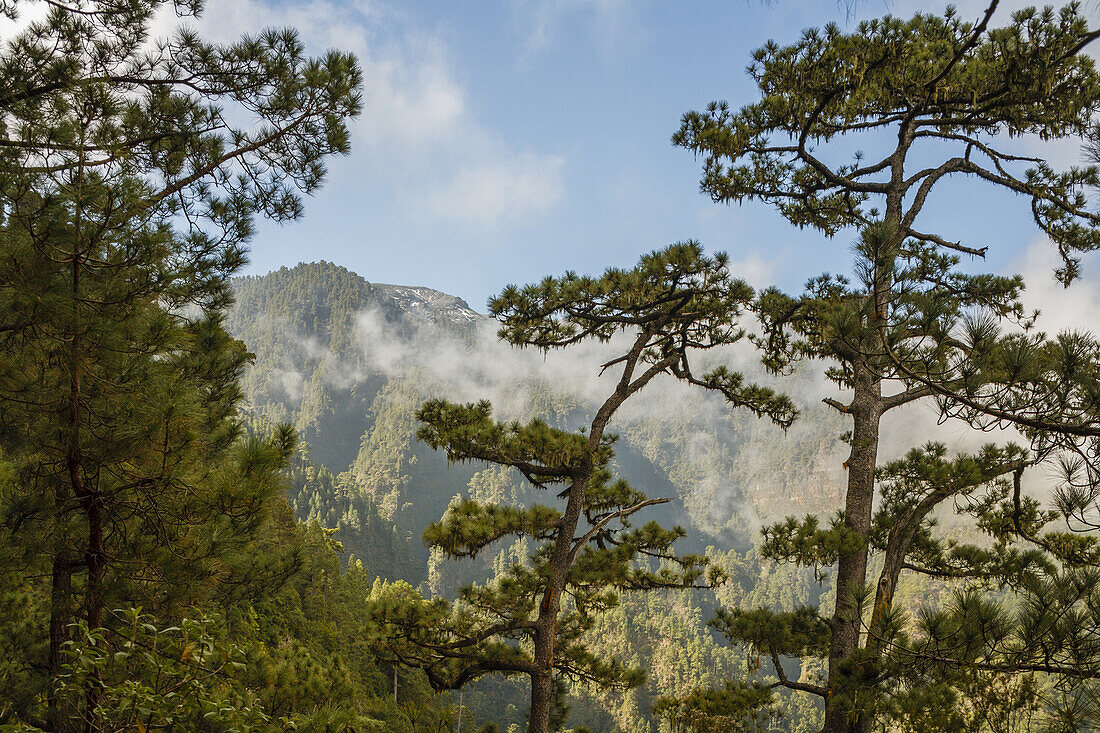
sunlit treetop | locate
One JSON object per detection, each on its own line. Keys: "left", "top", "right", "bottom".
{"left": 490, "top": 242, "right": 797, "bottom": 426}
{"left": 0, "top": 0, "right": 362, "bottom": 311}
{"left": 675, "top": 2, "right": 1100, "bottom": 283}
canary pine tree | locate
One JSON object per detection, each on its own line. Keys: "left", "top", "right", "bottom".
{"left": 665, "top": 4, "right": 1100, "bottom": 731}
{"left": 657, "top": 224, "right": 1100, "bottom": 730}
{"left": 370, "top": 243, "right": 796, "bottom": 733}
{"left": 0, "top": 1, "right": 361, "bottom": 729}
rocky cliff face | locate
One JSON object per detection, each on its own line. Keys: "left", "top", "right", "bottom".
{"left": 371, "top": 283, "right": 482, "bottom": 324}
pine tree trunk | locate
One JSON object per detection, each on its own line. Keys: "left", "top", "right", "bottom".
{"left": 527, "top": 461, "right": 587, "bottom": 732}
{"left": 822, "top": 369, "right": 881, "bottom": 733}
{"left": 49, "top": 246, "right": 87, "bottom": 733}
{"left": 866, "top": 511, "right": 927, "bottom": 662}
{"left": 821, "top": 183, "right": 903, "bottom": 733}
{"left": 84, "top": 496, "right": 105, "bottom": 631}
{"left": 84, "top": 486, "right": 106, "bottom": 733}
{"left": 527, "top": 661, "right": 554, "bottom": 733}
{"left": 47, "top": 549, "right": 73, "bottom": 732}
{"left": 526, "top": 352, "right": 638, "bottom": 732}
{"left": 69, "top": 203, "right": 103, "bottom": 733}
{"left": 528, "top": 573, "right": 564, "bottom": 733}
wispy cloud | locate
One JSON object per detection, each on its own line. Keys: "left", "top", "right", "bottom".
{"left": 427, "top": 153, "right": 565, "bottom": 226}
{"left": 508, "top": 0, "right": 645, "bottom": 60}
{"left": 1016, "top": 236, "right": 1100, "bottom": 336}
{"left": 154, "top": 0, "right": 566, "bottom": 230}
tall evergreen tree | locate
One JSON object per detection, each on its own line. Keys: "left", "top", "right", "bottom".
{"left": 370, "top": 243, "right": 796, "bottom": 733}
{"left": 664, "top": 4, "right": 1100, "bottom": 730}
{"left": 0, "top": 1, "right": 361, "bottom": 729}
{"left": 658, "top": 227, "right": 1100, "bottom": 731}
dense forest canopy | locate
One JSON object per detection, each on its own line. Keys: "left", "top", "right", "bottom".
{"left": 0, "top": 2, "right": 1099, "bottom": 733}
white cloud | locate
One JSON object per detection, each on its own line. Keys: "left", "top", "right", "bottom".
{"left": 509, "top": 0, "right": 643, "bottom": 59}
{"left": 346, "top": 305, "right": 825, "bottom": 527}
{"left": 0, "top": 2, "right": 47, "bottom": 36}
{"left": 726, "top": 253, "right": 775, "bottom": 291}
{"left": 152, "top": 0, "right": 566, "bottom": 229}
{"left": 353, "top": 306, "right": 624, "bottom": 413}
{"left": 359, "top": 43, "right": 466, "bottom": 148}
{"left": 427, "top": 153, "right": 565, "bottom": 226}
{"left": 1016, "top": 236, "right": 1100, "bottom": 336}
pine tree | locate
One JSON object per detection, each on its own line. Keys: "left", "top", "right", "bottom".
{"left": 656, "top": 229, "right": 1100, "bottom": 732}
{"left": 664, "top": 4, "right": 1100, "bottom": 731}
{"left": 370, "top": 243, "right": 796, "bottom": 733}
{"left": 0, "top": 1, "right": 361, "bottom": 729}
{"left": 674, "top": 1, "right": 1100, "bottom": 283}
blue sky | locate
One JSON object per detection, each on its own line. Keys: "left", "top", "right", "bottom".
{"left": 186, "top": 0, "right": 1100, "bottom": 320}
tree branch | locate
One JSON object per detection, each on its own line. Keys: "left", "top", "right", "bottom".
{"left": 768, "top": 649, "right": 828, "bottom": 697}
{"left": 569, "top": 497, "right": 672, "bottom": 564}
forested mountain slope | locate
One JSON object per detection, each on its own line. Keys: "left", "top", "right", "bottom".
{"left": 227, "top": 261, "right": 848, "bottom": 552}
{"left": 226, "top": 261, "right": 850, "bottom": 730}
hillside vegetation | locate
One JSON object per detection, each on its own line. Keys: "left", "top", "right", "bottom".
{"left": 224, "top": 260, "right": 854, "bottom": 730}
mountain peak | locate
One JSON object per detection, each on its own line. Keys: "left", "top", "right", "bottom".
{"left": 372, "top": 283, "right": 482, "bottom": 323}
{"left": 233, "top": 262, "right": 485, "bottom": 328}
